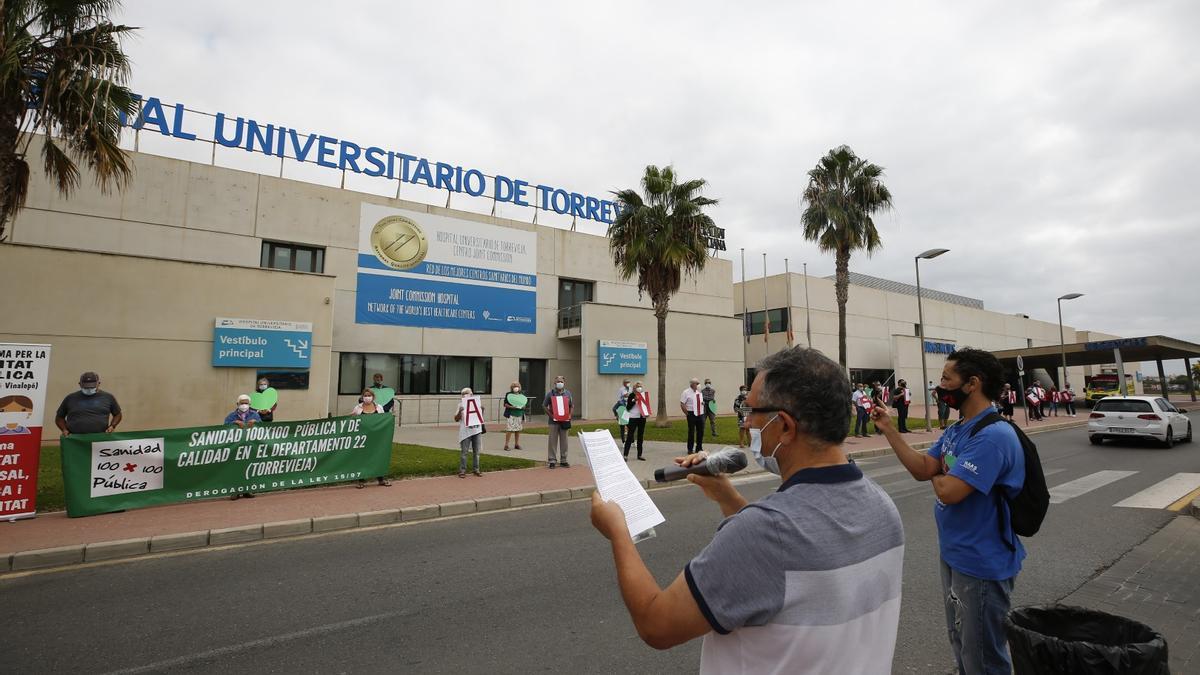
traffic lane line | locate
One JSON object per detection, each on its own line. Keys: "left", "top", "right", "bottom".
{"left": 1049, "top": 470, "right": 1139, "bottom": 504}
{"left": 1115, "top": 473, "right": 1200, "bottom": 509}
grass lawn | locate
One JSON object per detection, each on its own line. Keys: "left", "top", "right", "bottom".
{"left": 32, "top": 443, "right": 535, "bottom": 514}
{"left": 523, "top": 414, "right": 900, "bottom": 445}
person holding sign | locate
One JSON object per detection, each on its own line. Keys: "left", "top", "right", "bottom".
{"left": 589, "top": 347, "right": 904, "bottom": 672}
{"left": 892, "top": 379, "right": 912, "bottom": 433}
{"left": 544, "top": 375, "right": 573, "bottom": 468}
{"left": 225, "top": 394, "right": 260, "bottom": 500}
{"left": 614, "top": 379, "right": 632, "bottom": 444}
{"left": 252, "top": 377, "right": 278, "bottom": 422}
{"left": 623, "top": 381, "right": 650, "bottom": 460}
{"left": 454, "top": 387, "right": 485, "bottom": 477}
{"left": 679, "top": 378, "right": 706, "bottom": 454}
{"left": 354, "top": 389, "right": 393, "bottom": 488}
{"left": 367, "top": 373, "right": 396, "bottom": 414}
{"left": 503, "top": 381, "right": 527, "bottom": 451}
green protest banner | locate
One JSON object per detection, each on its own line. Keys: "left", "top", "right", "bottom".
{"left": 60, "top": 414, "right": 394, "bottom": 517}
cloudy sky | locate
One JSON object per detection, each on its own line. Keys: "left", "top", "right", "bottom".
{"left": 116, "top": 1, "right": 1198, "bottom": 370}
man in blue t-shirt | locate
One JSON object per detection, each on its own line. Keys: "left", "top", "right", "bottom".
{"left": 872, "top": 348, "right": 1025, "bottom": 675}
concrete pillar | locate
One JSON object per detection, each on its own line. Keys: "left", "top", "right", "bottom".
{"left": 1186, "top": 357, "right": 1197, "bottom": 403}
{"left": 1157, "top": 359, "right": 1168, "bottom": 400}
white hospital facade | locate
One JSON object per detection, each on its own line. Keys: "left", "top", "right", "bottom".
{"left": 0, "top": 138, "right": 1137, "bottom": 432}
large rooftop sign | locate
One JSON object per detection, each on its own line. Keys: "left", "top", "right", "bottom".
{"left": 120, "top": 96, "right": 621, "bottom": 225}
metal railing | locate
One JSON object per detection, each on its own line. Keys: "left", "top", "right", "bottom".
{"left": 357, "top": 395, "right": 549, "bottom": 427}
{"left": 557, "top": 304, "right": 583, "bottom": 331}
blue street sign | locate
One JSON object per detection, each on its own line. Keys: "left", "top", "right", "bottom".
{"left": 212, "top": 318, "right": 313, "bottom": 368}
{"left": 598, "top": 340, "right": 647, "bottom": 374}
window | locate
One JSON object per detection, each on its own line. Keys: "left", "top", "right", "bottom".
{"left": 261, "top": 241, "right": 325, "bottom": 273}
{"left": 914, "top": 323, "right": 922, "bottom": 336}
{"left": 558, "top": 279, "right": 594, "bottom": 330}
{"left": 1027, "top": 338, "right": 1034, "bottom": 348}
{"left": 736, "top": 309, "right": 790, "bottom": 335}
{"left": 339, "top": 352, "right": 491, "bottom": 395}
{"left": 1093, "top": 399, "right": 1153, "bottom": 413}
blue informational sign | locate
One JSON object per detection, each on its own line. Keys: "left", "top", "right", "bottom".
{"left": 924, "top": 340, "right": 956, "bottom": 354}
{"left": 212, "top": 318, "right": 313, "bottom": 368}
{"left": 599, "top": 340, "right": 648, "bottom": 374}
{"left": 355, "top": 205, "right": 537, "bottom": 334}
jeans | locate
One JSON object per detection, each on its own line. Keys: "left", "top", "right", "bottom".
{"left": 854, "top": 407, "right": 869, "bottom": 436}
{"left": 704, "top": 405, "right": 717, "bottom": 434}
{"left": 686, "top": 413, "right": 705, "bottom": 452}
{"left": 897, "top": 403, "right": 909, "bottom": 432}
{"left": 459, "top": 433, "right": 481, "bottom": 473}
{"left": 624, "top": 417, "right": 646, "bottom": 457}
{"left": 939, "top": 559, "right": 1015, "bottom": 675}
{"left": 1065, "top": 400, "right": 1076, "bottom": 415}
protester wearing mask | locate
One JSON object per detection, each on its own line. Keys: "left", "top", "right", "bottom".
{"left": 503, "top": 381, "right": 527, "bottom": 451}
{"left": 544, "top": 375, "right": 573, "bottom": 468}
{"left": 701, "top": 378, "right": 718, "bottom": 437}
{"left": 872, "top": 348, "right": 1026, "bottom": 674}
{"left": 623, "top": 381, "right": 650, "bottom": 461}
{"left": 590, "top": 347, "right": 904, "bottom": 673}
{"left": 55, "top": 371, "right": 122, "bottom": 436}
{"left": 352, "top": 388, "right": 393, "bottom": 488}
{"left": 253, "top": 377, "right": 278, "bottom": 422}
{"left": 225, "top": 394, "right": 261, "bottom": 499}
{"left": 614, "top": 379, "right": 632, "bottom": 444}
{"left": 679, "top": 378, "right": 706, "bottom": 454}
{"left": 733, "top": 385, "right": 751, "bottom": 447}
{"left": 454, "top": 387, "right": 485, "bottom": 477}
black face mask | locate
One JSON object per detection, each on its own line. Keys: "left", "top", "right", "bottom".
{"left": 935, "top": 385, "right": 970, "bottom": 410}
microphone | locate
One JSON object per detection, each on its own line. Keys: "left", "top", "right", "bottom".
{"left": 654, "top": 448, "right": 749, "bottom": 483}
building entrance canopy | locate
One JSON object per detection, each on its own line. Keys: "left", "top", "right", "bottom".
{"left": 991, "top": 335, "right": 1200, "bottom": 401}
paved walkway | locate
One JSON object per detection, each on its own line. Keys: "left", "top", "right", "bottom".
{"left": 2, "top": 413, "right": 1084, "bottom": 570}
{"left": 1061, "top": 512, "right": 1200, "bottom": 673}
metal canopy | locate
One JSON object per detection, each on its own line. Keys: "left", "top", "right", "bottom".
{"left": 991, "top": 335, "right": 1200, "bottom": 371}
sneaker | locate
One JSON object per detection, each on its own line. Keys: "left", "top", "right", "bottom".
{"left": 548, "top": 462, "right": 556, "bottom": 469}
{"left": 503, "top": 445, "right": 510, "bottom": 452}
{"left": 473, "top": 470, "right": 482, "bottom": 477}
{"left": 458, "top": 472, "right": 466, "bottom": 478}
{"left": 560, "top": 462, "right": 570, "bottom": 468}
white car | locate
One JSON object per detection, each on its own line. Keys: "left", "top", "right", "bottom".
{"left": 1088, "top": 396, "right": 1193, "bottom": 447}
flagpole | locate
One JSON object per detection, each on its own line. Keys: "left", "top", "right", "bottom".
{"left": 740, "top": 248, "right": 748, "bottom": 386}
{"left": 803, "top": 261, "right": 812, "bottom": 347}
{"left": 762, "top": 253, "right": 770, "bottom": 347}
{"left": 784, "top": 258, "right": 794, "bottom": 347}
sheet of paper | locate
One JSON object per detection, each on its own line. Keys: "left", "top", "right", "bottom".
{"left": 580, "top": 430, "right": 665, "bottom": 542}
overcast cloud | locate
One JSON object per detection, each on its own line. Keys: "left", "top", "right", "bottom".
{"left": 115, "top": 1, "right": 1199, "bottom": 371}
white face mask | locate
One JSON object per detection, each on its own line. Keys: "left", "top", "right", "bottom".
{"left": 363, "top": 396, "right": 374, "bottom": 403}
{"left": 237, "top": 403, "right": 250, "bottom": 412}
{"left": 0, "top": 410, "right": 32, "bottom": 429}
{"left": 512, "top": 387, "right": 520, "bottom": 393}
{"left": 635, "top": 387, "right": 644, "bottom": 393}
{"left": 749, "top": 415, "right": 782, "bottom": 476}
{"left": 257, "top": 384, "right": 268, "bottom": 392}
{"left": 555, "top": 382, "right": 565, "bottom": 390}
{"left": 81, "top": 387, "right": 97, "bottom": 396}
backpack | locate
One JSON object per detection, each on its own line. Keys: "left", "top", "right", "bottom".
{"left": 968, "top": 412, "right": 1050, "bottom": 547}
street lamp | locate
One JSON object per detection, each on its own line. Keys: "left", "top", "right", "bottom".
{"left": 1057, "top": 292, "right": 1084, "bottom": 395}
{"left": 916, "top": 248, "right": 950, "bottom": 432}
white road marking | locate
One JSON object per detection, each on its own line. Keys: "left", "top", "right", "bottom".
{"left": 1115, "top": 473, "right": 1200, "bottom": 509}
{"left": 1049, "top": 470, "right": 1138, "bottom": 504}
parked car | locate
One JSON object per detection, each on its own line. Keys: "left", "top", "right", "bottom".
{"left": 1088, "top": 396, "right": 1193, "bottom": 447}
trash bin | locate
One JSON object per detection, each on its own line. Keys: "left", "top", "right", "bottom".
{"left": 1005, "top": 605, "right": 1169, "bottom": 674}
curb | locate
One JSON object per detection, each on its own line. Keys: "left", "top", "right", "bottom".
{"left": 1, "top": 418, "right": 1089, "bottom": 574}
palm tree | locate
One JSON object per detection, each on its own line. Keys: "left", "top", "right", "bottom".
{"left": 800, "top": 145, "right": 893, "bottom": 368}
{"left": 0, "top": 0, "right": 138, "bottom": 241}
{"left": 610, "top": 165, "right": 717, "bottom": 425}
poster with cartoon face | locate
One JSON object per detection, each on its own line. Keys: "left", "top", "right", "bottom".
{"left": 0, "top": 344, "right": 51, "bottom": 521}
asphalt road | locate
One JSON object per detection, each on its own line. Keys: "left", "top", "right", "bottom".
{"left": 3, "top": 413, "right": 1198, "bottom": 674}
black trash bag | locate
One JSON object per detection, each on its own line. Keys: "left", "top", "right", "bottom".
{"left": 1005, "top": 604, "right": 1169, "bottom": 674}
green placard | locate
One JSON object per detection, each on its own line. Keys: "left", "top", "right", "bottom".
{"left": 507, "top": 393, "right": 528, "bottom": 409}
{"left": 617, "top": 405, "right": 629, "bottom": 425}
{"left": 369, "top": 386, "right": 395, "bottom": 406}
{"left": 249, "top": 387, "right": 278, "bottom": 411}
{"left": 707, "top": 400, "right": 718, "bottom": 414}
{"left": 60, "top": 414, "right": 395, "bottom": 517}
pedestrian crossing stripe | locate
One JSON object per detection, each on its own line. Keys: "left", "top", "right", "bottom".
{"left": 1049, "top": 470, "right": 1138, "bottom": 504}
{"left": 1114, "top": 473, "right": 1200, "bottom": 510}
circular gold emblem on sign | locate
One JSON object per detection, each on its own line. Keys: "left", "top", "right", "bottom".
{"left": 370, "top": 215, "right": 428, "bottom": 270}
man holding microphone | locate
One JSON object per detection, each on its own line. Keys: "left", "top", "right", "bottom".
{"left": 590, "top": 347, "right": 904, "bottom": 674}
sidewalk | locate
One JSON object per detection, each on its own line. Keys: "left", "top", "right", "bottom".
{"left": 1, "top": 413, "right": 1087, "bottom": 572}
{"left": 1061, "top": 510, "right": 1200, "bottom": 673}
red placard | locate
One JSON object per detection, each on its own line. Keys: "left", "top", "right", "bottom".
{"left": 1, "top": 344, "right": 51, "bottom": 521}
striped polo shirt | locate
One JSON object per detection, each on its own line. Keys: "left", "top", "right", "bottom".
{"left": 685, "top": 463, "right": 904, "bottom": 674}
